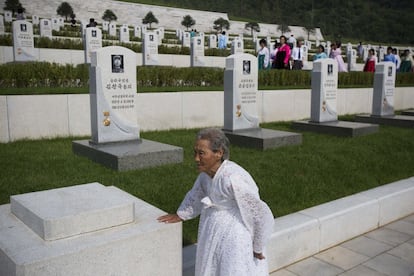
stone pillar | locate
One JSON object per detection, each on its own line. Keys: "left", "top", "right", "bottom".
{"left": 372, "top": 62, "right": 396, "bottom": 116}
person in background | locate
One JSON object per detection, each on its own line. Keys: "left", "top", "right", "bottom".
{"left": 287, "top": 34, "right": 296, "bottom": 49}
{"left": 392, "top": 48, "right": 401, "bottom": 72}
{"left": 70, "top": 14, "right": 76, "bottom": 28}
{"left": 383, "top": 46, "right": 396, "bottom": 64}
{"left": 158, "top": 128, "right": 274, "bottom": 276}
{"left": 270, "top": 41, "right": 280, "bottom": 68}
{"left": 357, "top": 42, "right": 363, "bottom": 57}
{"left": 329, "top": 42, "right": 347, "bottom": 72}
{"left": 86, "top": 18, "right": 97, "bottom": 28}
{"left": 313, "top": 45, "right": 328, "bottom": 60}
{"left": 190, "top": 29, "right": 196, "bottom": 38}
{"left": 273, "top": 35, "right": 291, "bottom": 69}
{"left": 400, "top": 49, "right": 413, "bottom": 73}
{"left": 218, "top": 31, "right": 228, "bottom": 49}
{"left": 291, "top": 40, "right": 304, "bottom": 70}
{"left": 16, "top": 8, "right": 25, "bottom": 20}
{"left": 363, "top": 48, "right": 376, "bottom": 72}
{"left": 258, "top": 38, "right": 270, "bottom": 70}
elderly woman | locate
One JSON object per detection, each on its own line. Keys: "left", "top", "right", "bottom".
{"left": 158, "top": 128, "right": 274, "bottom": 276}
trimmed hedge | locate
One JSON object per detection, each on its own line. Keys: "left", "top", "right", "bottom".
{"left": 0, "top": 62, "right": 413, "bottom": 91}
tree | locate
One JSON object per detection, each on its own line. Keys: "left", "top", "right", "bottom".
{"left": 181, "top": 15, "right": 195, "bottom": 31}
{"left": 277, "top": 22, "right": 291, "bottom": 35}
{"left": 142, "top": 11, "right": 158, "bottom": 29}
{"left": 102, "top": 9, "right": 117, "bottom": 23}
{"left": 56, "top": 2, "right": 74, "bottom": 21}
{"left": 303, "top": 26, "right": 316, "bottom": 41}
{"left": 213, "top": 17, "right": 230, "bottom": 33}
{"left": 4, "top": 0, "right": 24, "bottom": 16}
{"left": 245, "top": 22, "right": 260, "bottom": 37}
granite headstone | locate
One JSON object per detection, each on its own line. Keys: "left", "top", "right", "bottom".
{"left": 133, "top": 25, "right": 141, "bottom": 38}
{"left": 102, "top": 21, "right": 109, "bottom": 32}
{"left": 109, "top": 22, "right": 116, "bottom": 36}
{"left": 182, "top": 31, "right": 190, "bottom": 48}
{"left": 372, "top": 62, "right": 395, "bottom": 116}
{"left": 84, "top": 27, "right": 102, "bottom": 64}
{"left": 51, "top": 17, "right": 60, "bottom": 31}
{"left": 142, "top": 32, "right": 159, "bottom": 66}
{"left": 119, "top": 25, "right": 130, "bottom": 43}
{"left": 39, "top": 18, "right": 52, "bottom": 38}
{"left": 12, "top": 20, "right": 35, "bottom": 62}
{"left": 32, "top": 15, "right": 39, "bottom": 25}
{"left": 4, "top": 11, "right": 12, "bottom": 22}
{"left": 231, "top": 37, "right": 244, "bottom": 55}
{"left": 208, "top": 34, "right": 217, "bottom": 49}
{"left": 191, "top": 36, "right": 205, "bottom": 67}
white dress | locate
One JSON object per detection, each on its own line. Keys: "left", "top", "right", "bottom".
{"left": 177, "top": 160, "right": 274, "bottom": 276}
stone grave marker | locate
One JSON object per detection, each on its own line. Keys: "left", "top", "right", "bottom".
{"left": 302, "top": 44, "right": 309, "bottom": 69}
{"left": 208, "top": 34, "right": 217, "bottom": 48}
{"left": 191, "top": 36, "right": 205, "bottom": 67}
{"left": 378, "top": 47, "right": 385, "bottom": 61}
{"left": 141, "top": 25, "right": 147, "bottom": 36}
{"left": 0, "top": 15, "right": 4, "bottom": 35}
{"left": 182, "top": 31, "right": 190, "bottom": 47}
{"left": 72, "top": 46, "right": 183, "bottom": 170}
{"left": 326, "top": 41, "right": 331, "bottom": 55}
{"left": 51, "top": 17, "right": 60, "bottom": 31}
{"left": 142, "top": 32, "right": 159, "bottom": 66}
{"left": 158, "top": 26, "right": 164, "bottom": 40}
{"left": 154, "top": 28, "right": 162, "bottom": 44}
{"left": 84, "top": 27, "right": 102, "bottom": 63}
{"left": 4, "top": 11, "right": 12, "bottom": 22}
{"left": 223, "top": 53, "right": 302, "bottom": 149}
{"left": 231, "top": 37, "right": 244, "bottom": 54}
{"left": 119, "top": 25, "right": 130, "bottom": 43}
{"left": 109, "top": 22, "right": 116, "bottom": 36}
{"left": 58, "top": 17, "right": 64, "bottom": 27}
{"left": 40, "top": 18, "right": 52, "bottom": 38}
{"left": 32, "top": 15, "right": 39, "bottom": 25}
{"left": 102, "top": 21, "right": 109, "bottom": 31}
{"left": 347, "top": 48, "right": 357, "bottom": 71}
{"left": 134, "top": 25, "right": 141, "bottom": 38}
{"left": 176, "top": 29, "right": 182, "bottom": 39}
{"left": 12, "top": 20, "right": 35, "bottom": 62}
{"left": 293, "top": 58, "right": 379, "bottom": 136}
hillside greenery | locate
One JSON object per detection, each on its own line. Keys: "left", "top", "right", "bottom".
{"left": 120, "top": 0, "right": 414, "bottom": 44}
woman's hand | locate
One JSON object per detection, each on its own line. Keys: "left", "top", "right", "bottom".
{"left": 157, "top": 213, "right": 183, "bottom": 224}
{"left": 253, "top": 252, "right": 266, "bottom": 260}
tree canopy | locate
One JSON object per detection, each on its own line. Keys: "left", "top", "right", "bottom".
{"left": 102, "top": 9, "right": 117, "bottom": 23}
{"left": 181, "top": 15, "right": 195, "bottom": 30}
{"left": 4, "top": 0, "right": 25, "bottom": 15}
{"left": 56, "top": 2, "right": 74, "bottom": 21}
{"left": 245, "top": 22, "right": 260, "bottom": 37}
{"left": 142, "top": 11, "right": 159, "bottom": 29}
{"left": 213, "top": 17, "right": 230, "bottom": 33}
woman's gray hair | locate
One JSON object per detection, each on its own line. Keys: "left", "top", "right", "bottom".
{"left": 196, "top": 128, "right": 230, "bottom": 161}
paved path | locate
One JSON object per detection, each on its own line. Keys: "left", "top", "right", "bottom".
{"left": 270, "top": 214, "right": 414, "bottom": 276}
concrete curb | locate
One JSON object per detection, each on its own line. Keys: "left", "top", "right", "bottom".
{"left": 183, "top": 176, "right": 414, "bottom": 275}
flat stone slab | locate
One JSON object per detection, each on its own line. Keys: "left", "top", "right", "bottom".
{"left": 72, "top": 139, "right": 183, "bottom": 171}
{"left": 355, "top": 114, "right": 414, "bottom": 128}
{"left": 10, "top": 183, "right": 135, "bottom": 241}
{"left": 401, "top": 109, "right": 414, "bottom": 116}
{"left": 223, "top": 128, "right": 302, "bottom": 150}
{"left": 292, "top": 120, "right": 379, "bottom": 137}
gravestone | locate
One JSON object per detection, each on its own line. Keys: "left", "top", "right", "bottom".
{"left": 102, "top": 21, "right": 109, "bottom": 31}
{"left": 316, "top": 39, "right": 320, "bottom": 46}
{"left": 51, "top": 17, "right": 60, "bottom": 31}
{"left": 302, "top": 45, "right": 309, "bottom": 69}
{"left": 266, "top": 36, "right": 272, "bottom": 45}
{"left": 305, "top": 40, "right": 312, "bottom": 50}
{"left": 40, "top": 18, "right": 52, "bottom": 38}
{"left": 141, "top": 25, "right": 147, "bottom": 36}
{"left": 0, "top": 183, "right": 182, "bottom": 276}
{"left": 347, "top": 48, "right": 357, "bottom": 71}
{"left": 84, "top": 27, "right": 102, "bottom": 63}
{"left": 208, "top": 34, "right": 217, "bottom": 48}
{"left": 109, "top": 22, "right": 116, "bottom": 36}
{"left": 0, "top": 15, "right": 4, "bottom": 35}
{"left": 293, "top": 58, "right": 378, "bottom": 136}
{"left": 362, "top": 45, "right": 369, "bottom": 62}
{"left": 155, "top": 28, "right": 162, "bottom": 44}
{"left": 12, "top": 20, "right": 35, "bottom": 62}
{"left": 346, "top": 43, "right": 352, "bottom": 52}
{"left": 378, "top": 47, "right": 385, "bottom": 61}
{"left": 182, "top": 31, "right": 190, "bottom": 47}
{"left": 199, "top": 31, "right": 205, "bottom": 41}
{"left": 191, "top": 36, "right": 205, "bottom": 67}
{"left": 231, "top": 37, "right": 244, "bottom": 54}
{"left": 142, "top": 32, "right": 159, "bottom": 66}
{"left": 255, "top": 39, "right": 261, "bottom": 52}
{"left": 223, "top": 53, "right": 302, "bottom": 149}
{"left": 239, "top": 33, "right": 244, "bottom": 40}
{"left": 32, "top": 15, "right": 39, "bottom": 25}
{"left": 176, "top": 29, "right": 182, "bottom": 39}
{"left": 73, "top": 46, "right": 183, "bottom": 170}
{"left": 119, "top": 25, "right": 130, "bottom": 43}
{"left": 134, "top": 25, "right": 141, "bottom": 38}
{"left": 326, "top": 41, "right": 331, "bottom": 55}
{"left": 80, "top": 20, "right": 88, "bottom": 36}
{"left": 58, "top": 18, "right": 64, "bottom": 27}
{"left": 4, "top": 11, "right": 12, "bottom": 22}
{"left": 158, "top": 27, "right": 165, "bottom": 40}
{"left": 355, "top": 62, "right": 414, "bottom": 128}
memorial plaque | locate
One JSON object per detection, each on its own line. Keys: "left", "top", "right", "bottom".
{"left": 84, "top": 27, "right": 102, "bottom": 64}
{"left": 231, "top": 37, "right": 244, "bottom": 54}
{"left": 0, "top": 15, "right": 4, "bottom": 35}
{"left": 133, "top": 25, "right": 141, "bottom": 38}
{"left": 40, "top": 19, "right": 52, "bottom": 38}
{"left": 191, "top": 36, "right": 205, "bottom": 67}
{"left": 119, "top": 25, "right": 130, "bottom": 43}
{"left": 32, "top": 15, "right": 39, "bottom": 25}
{"left": 90, "top": 46, "right": 139, "bottom": 143}
{"left": 51, "top": 18, "right": 60, "bottom": 31}
{"left": 142, "top": 32, "right": 159, "bottom": 66}
{"left": 310, "top": 58, "right": 338, "bottom": 123}
{"left": 224, "top": 53, "right": 259, "bottom": 131}
{"left": 4, "top": 11, "right": 12, "bottom": 22}
{"left": 12, "top": 20, "right": 35, "bottom": 62}
{"left": 208, "top": 34, "right": 217, "bottom": 49}
{"left": 109, "top": 22, "right": 116, "bottom": 36}
{"left": 372, "top": 62, "right": 395, "bottom": 116}
{"left": 102, "top": 21, "right": 109, "bottom": 31}
{"left": 182, "top": 31, "right": 190, "bottom": 47}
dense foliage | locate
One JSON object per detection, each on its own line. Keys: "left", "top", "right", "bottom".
{"left": 121, "top": 0, "right": 414, "bottom": 44}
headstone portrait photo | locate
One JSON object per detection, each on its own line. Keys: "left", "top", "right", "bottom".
{"left": 243, "top": 60, "right": 251, "bottom": 75}
{"left": 112, "top": 55, "right": 124, "bottom": 73}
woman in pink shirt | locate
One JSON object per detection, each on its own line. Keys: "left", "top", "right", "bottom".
{"left": 273, "top": 35, "right": 291, "bottom": 69}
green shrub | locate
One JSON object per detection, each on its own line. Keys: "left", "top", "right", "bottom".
{"left": 35, "top": 37, "right": 84, "bottom": 50}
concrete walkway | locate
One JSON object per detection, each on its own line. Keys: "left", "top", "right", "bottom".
{"left": 270, "top": 214, "right": 414, "bottom": 276}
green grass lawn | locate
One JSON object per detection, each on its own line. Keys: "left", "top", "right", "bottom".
{"left": 1, "top": 121, "right": 413, "bottom": 245}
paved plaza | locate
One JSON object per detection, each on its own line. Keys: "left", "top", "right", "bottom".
{"left": 271, "top": 214, "right": 414, "bottom": 276}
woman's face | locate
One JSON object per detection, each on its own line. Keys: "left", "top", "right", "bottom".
{"left": 280, "top": 37, "right": 285, "bottom": 44}
{"left": 194, "top": 139, "right": 223, "bottom": 176}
